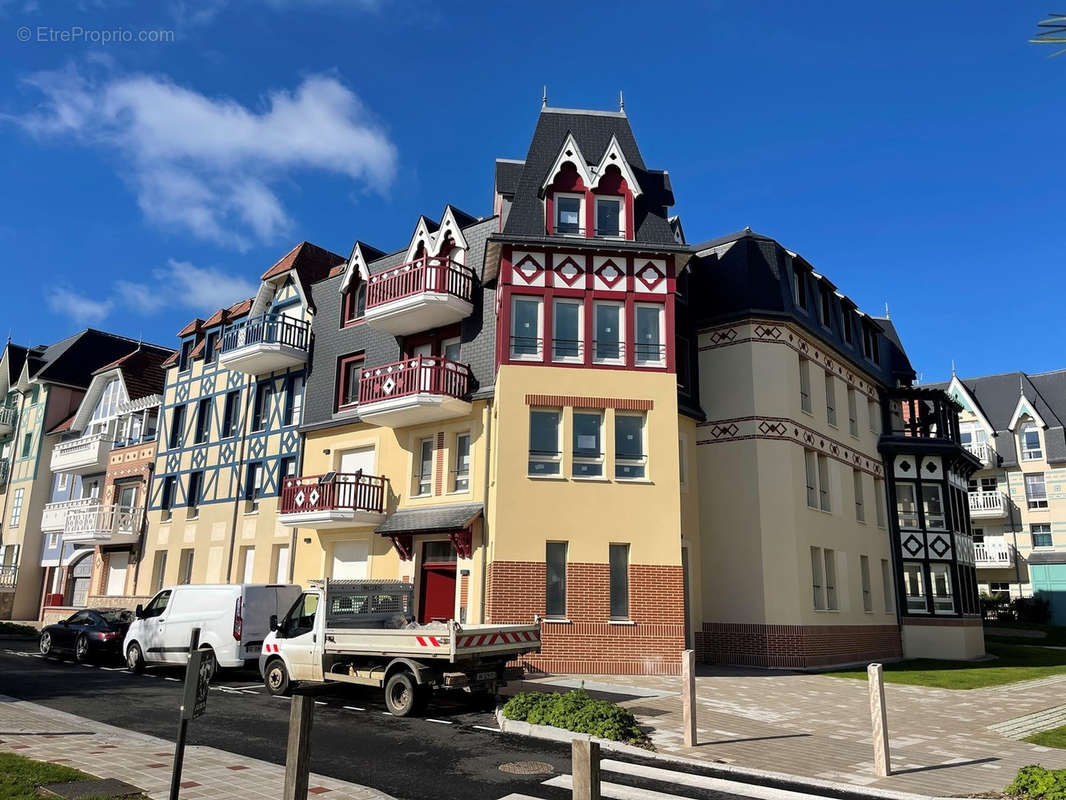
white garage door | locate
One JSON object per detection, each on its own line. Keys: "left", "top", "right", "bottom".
{"left": 331, "top": 540, "right": 368, "bottom": 580}
{"left": 105, "top": 551, "right": 129, "bottom": 596}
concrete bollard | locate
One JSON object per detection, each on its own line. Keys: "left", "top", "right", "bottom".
{"left": 867, "top": 663, "right": 891, "bottom": 777}
{"left": 682, "top": 649, "right": 697, "bottom": 747}
{"left": 571, "top": 738, "right": 600, "bottom": 800}
{"left": 283, "top": 693, "right": 315, "bottom": 800}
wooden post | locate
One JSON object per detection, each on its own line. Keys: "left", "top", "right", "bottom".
{"left": 682, "top": 649, "right": 697, "bottom": 747}
{"left": 571, "top": 738, "right": 600, "bottom": 800}
{"left": 868, "top": 663, "right": 891, "bottom": 777}
{"left": 283, "top": 693, "right": 315, "bottom": 800}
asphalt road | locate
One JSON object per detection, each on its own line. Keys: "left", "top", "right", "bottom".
{"left": 0, "top": 641, "right": 871, "bottom": 800}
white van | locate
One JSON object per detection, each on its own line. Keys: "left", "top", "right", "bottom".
{"left": 124, "top": 583, "right": 301, "bottom": 678}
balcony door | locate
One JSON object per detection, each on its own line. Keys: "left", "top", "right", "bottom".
{"left": 105, "top": 551, "right": 129, "bottom": 596}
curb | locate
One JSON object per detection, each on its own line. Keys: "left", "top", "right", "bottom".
{"left": 494, "top": 710, "right": 947, "bottom": 800}
{"left": 0, "top": 635, "right": 39, "bottom": 641}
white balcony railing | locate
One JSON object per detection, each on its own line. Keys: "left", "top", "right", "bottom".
{"left": 0, "top": 404, "right": 16, "bottom": 436}
{"left": 41, "top": 497, "right": 96, "bottom": 532}
{"left": 50, "top": 433, "right": 113, "bottom": 475}
{"left": 975, "top": 540, "right": 1014, "bottom": 567}
{"left": 969, "top": 490, "right": 1007, "bottom": 518}
{"left": 964, "top": 441, "right": 996, "bottom": 466}
{"left": 64, "top": 504, "right": 144, "bottom": 542}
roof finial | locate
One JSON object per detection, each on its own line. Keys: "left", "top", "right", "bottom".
{"left": 542, "top": 86, "right": 548, "bottom": 108}
{"left": 884, "top": 302, "right": 890, "bottom": 319}
{"left": 951, "top": 359, "right": 957, "bottom": 377}
{"left": 619, "top": 90, "right": 625, "bottom": 112}
{"left": 1020, "top": 375, "right": 1025, "bottom": 396}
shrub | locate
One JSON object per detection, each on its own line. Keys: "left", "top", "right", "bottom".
{"left": 501, "top": 690, "right": 650, "bottom": 746}
{"left": 1007, "top": 765, "right": 1066, "bottom": 799}
{"left": 0, "top": 622, "right": 37, "bottom": 636}
{"left": 1014, "top": 597, "right": 1052, "bottom": 626}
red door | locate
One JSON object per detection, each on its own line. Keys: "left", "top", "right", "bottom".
{"left": 418, "top": 541, "right": 457, "bottom": 623}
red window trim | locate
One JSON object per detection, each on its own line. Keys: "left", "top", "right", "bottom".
{"left": 336, "top": 352, "right": 365, "bottom": 411}
{"left": 341, "top": 283, "right": 366, "bottom": 329}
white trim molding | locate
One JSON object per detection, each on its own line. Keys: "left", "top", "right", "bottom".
{"left": 590, "top": 134, "right": 642, "bottom": 198}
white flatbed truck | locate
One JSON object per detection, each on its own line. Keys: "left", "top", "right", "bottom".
{"left": 258, "top": 579, "right": 541, "bottom": 716}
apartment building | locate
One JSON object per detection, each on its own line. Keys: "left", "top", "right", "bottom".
{"left": 937, "top": 370, "right": 1066, "bottom": 609}
{"left": 39, "top": 345, "right": 172, "bottom": 624}
{"left": 0, "top": 331, "right": 163, "bottom": 620}
{"left": 135, "top": 242, "right": 344, "bottom": 597}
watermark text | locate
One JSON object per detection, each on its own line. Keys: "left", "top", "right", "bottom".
{"left": 17, "top": 25, "right": 175, "bottom": 44}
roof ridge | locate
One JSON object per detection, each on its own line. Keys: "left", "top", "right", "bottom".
{"left": 542, "top": 106, "right": 627, "bottom": 118}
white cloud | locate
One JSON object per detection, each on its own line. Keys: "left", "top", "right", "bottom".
{"left": 117, "top": 259, "right": 259, "bottom": 314}
{"left": 11, "top": 65, "right": 397, "bottom": 249}
{"left": 46, "top": 287, "right": 114, "bottom": 324}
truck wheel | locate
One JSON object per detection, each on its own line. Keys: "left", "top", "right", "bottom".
{"left": 126, "top": 642, "right": 145, "bottom": 674}
{"left": 264, "top": 659, "right": 291, "bottom": 696}
{"left": 384, "top": 671, "right": 419, "bottom": 717}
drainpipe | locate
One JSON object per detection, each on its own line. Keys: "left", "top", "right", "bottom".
{"left": 479, "top": 397, "right": 493, "bottom": 625}
{"left": 1001, "top": 462, "right": 1023, "bottom": 594}
{"left": 224, "top": 374, "right": 254, "bottom": 584}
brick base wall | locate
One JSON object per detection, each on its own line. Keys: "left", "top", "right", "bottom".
{"left": 486, "top": 560, "right": 686, "bottom": 675}
{"left": 695, "top": 622, "right": 902, "bottom": 668}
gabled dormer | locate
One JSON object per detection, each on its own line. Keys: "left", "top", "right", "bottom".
{"left": 338, "top": 241, "right": 387, "bottom": 328}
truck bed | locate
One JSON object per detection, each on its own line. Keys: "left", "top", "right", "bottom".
{"left": 323, "top": 622, "right": 540, "bottom": 662}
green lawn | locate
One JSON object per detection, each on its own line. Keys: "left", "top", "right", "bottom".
{"left": 1025, "top": 725, "right": 1066, "bottom": 749}
{"left": 985, "top": 622, "right": 1066, "bottom": 647}
{"left": 825, "top": 643, "right": 1066, "bottom": 689}
{"left": 0, "top": 752, "right": 148, "bottom": 800}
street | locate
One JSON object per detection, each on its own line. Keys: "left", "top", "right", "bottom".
{"left": 0, "top": 642, "right": 876, "bottom": 800}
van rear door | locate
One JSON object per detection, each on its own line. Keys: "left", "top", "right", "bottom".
{"left": 241, "top": 585, "right": 301, "bottom": 659}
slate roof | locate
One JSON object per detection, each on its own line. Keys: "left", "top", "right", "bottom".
{"left": 374, "top": 502, "right": 483, "bottom": 535}
{"left": 30, "top": 330, "right": 167, "bottom": 390}
{"left": 93, "top": 346, "right": 173, "bottom": 401}
{"left": 500, "top": 107, "right": 677, "bottom": 245}
{"left": 494, "top": 159, "right": 524, "bottom": 196}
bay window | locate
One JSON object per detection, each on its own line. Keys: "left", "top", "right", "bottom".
{"left": 510, "top": 296, "right": 543, "bottom": 359}
{"left": 555, "top": 194, "right": 583, "bottom": 235}
{"left": 552, "top": 299, "right": 582, "bottom": 362}
{"left": 615, "top": 414, "right": 646, "bottom": 479}
{"left": 634, "top": 304, "right": 665, "bottom": 366}
{"left": 572, "top": 411, "right": 604, "bottom": 477}
{"left": 594, "top": 302, "right": 624, "bottom": 364}
{"left": 529, "top": 409, "right": 562, "bottom": 476}
{"left": 921, "top": 483, "right": 945, "bottom": 530}
{"left": 595, "top": 196, "right": 623, "bottom": 237}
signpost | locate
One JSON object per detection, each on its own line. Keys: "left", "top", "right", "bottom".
{"left": 170, "top": 627, "right": 210, "bottom": 800}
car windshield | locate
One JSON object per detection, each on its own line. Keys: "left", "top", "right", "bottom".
{"left": 98, "top": 610, "right": 134, "bottom": 624}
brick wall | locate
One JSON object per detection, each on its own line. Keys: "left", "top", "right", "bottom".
{"left": 696, "top": 622, "right": 902, "bottom": 668}
{"left": 486, "top": 560, "right": 686, "bottom": 675}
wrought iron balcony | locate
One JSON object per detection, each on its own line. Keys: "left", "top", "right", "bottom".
{"left": 42, "top": 497, "right": 96, "bottom": 532}
{"left": 0, "top": 564, "right": 16, "bottom": 590}
{"left": 364, "top": 256, "right": 475, "bottom": 336}
{"left": 64, "top": 504, "right": 144, "bottom": 544}
{"left": 51, "top": 433, "right": 112, "bottom": 475}
{"left": 218, "top": 312, "right": 310, "bottom": 375}
{"left": 0, "top": 405, "right": 16, "bottom": 437}
{"left": 278, "top": 472, "right": 388, "bottom": 528}
{"left": 969, "top": 490, "right": 1008, "bottom": 519}
{"left": 974, "top": 539, "right": 1014, "bottom": 567}
{"left": 358, "top": 356, "right": 472, "bottom": 428}
{"left": 964, "top": 441, "right": 997, "bottom": 467}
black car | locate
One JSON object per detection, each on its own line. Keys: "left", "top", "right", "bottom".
{"left": 40, "top": 608, "right": 133, "bottom": 663}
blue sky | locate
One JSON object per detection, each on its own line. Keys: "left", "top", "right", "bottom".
{"left": 0, "top": 1, "right": 1061, "bottom": 383}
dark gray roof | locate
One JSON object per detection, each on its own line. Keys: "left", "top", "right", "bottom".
{"left": 1027, "top": 550, "right": 1066, "bottom": 565}
{"left": 375, "top": 502, "right": 483, "bottom": 535}
{"left": 501, "top": 107, "right": 677, "bottom": 245}
{"left": 495, "top": 160, "right": 524, "bottom": 196}
{"left": 24, "top": 330, "right": 167, "bottom": 390}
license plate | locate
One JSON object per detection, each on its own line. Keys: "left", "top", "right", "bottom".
{"left": 476, "top": 671, "right": 496, "bottom": 681}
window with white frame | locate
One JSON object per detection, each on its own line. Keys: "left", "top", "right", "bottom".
{"left": 903, "top": 561, "right": 927, "bottom": 612}
{"left": 825, "top": 372, "right": 837, "bottom": 427}
{"left": 552, "top": 299, "right": 582, "bottom": 362}
{"left": 593, "top": 302, "right": 624, "bottom": 364}
{"left": 453, "top": 433, "right": 470, "bottom": 492}
{"left": 555, "top": 194, "right": 583, "bottom": 235}
{"left": 442, "top": 337, "right": 461, "bottom": 363}
{"left": 529, "top": 409, "right": 562, "bottom": 476}
{"left": 614, "top": 414, "right": 647, "bottom": 479}
{"left": 805, "top": 450, "right": 819, "bottom": 508}
{"left": 87, "top": 377, "right": 124, "bottom": 436}
{"left": 572, "top": 411, "right": 604, "bottom": 478}
{"left": 811, "top": 546, "right": 825, "bottom": 609}
{"left": 860, "top": 555, "right": 872, "bottom": 612}
{"left": 875, "top": 478, "right": 887, "bottom": 527}
{"left": 853, "top": 469, "right": 865, "bottom": 522}
{"left": 634, "top": 304, "right": 665, "bottom": 366}
{"left": 896, "top": 482, "right": 919, "bottom": 528}
{"left": 921, "top": 483, "right": 946, "bottom": 529}
{"left": 1032, "top": 522, "right": 1053, "bottom": 548}
{"left": 799, "top": 357, "right": 812, "bottom": 413}
{"left": 244, "top": 462, "right": 263, "bottom": 513}
{"left": 1021, "top": 421, "right": 1043, "bottom": 460}
{"left": 9, "top": 488, "right": 23, "bottom": 528}
{"left": 847, "top": 388, "right": 858, "bottom": 436}
{"left": 881, "top": 558, "right": 894, "bottom": 613}
{"left": 595, "top": 196, "right": 623, "bottom": 237}
{"left": 415, "top": 438, "right": 434, "bottom": 495}
{"left": 511, "top": 296, "right": 543, "bottom": 359}
{"left": 1025, "top": 473, "right": 1049, "bottom": 510}
{"left": 817, "top": 454, "right": 831, "bottom": 511}
{"left": 929, "top": 563, "right": 954, "bottom": 614}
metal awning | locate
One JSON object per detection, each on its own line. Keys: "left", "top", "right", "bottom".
{"left": 374, "top": 502, "right": 483, "bottom": 536}
{"left": 1027, "top": 551, "right": 1066, "bottom": 565}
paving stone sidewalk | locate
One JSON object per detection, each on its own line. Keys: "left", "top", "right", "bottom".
{"left": 524, "top": 668, "right": 1066, "bottom": 797}
{"left": 0, "top": 694, "right": 394, "bottom": 800}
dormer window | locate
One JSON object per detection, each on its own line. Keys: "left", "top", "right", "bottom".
{"left": 178, "top": 339, "right": 194, "bottom": 372}
{"left": 1021, "top": 421, "right": 1042, "bottom": 461}
{"left": 595, "top": 196, "right": 623, "bottom": 238}
{"left": 341, "top": 282, "right": 366, "bottom": 327}
{"left": 555, "top": 194, "right": 583, "bottom": 235}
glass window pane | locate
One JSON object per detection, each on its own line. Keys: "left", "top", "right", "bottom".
{"left": 596, "top": 199, "right": 620, "bottom": 236}
{"left": 529, "top": 410, "right": 561, "bottom": 475}
{"left": 930, "top": 563, "right": 954, "bottom": 613}
{"left": 573, "top": 412, "right": 603, "bottom": 477}
{"left": 921, "top": 484, "right": 945, "bottom": 529}
{"left": 609, "top": 544, "right": 629, "bottom": 618}
{"left": 594, "top": 304, "right": 621, "bottom": 361}
{"left": 635, "top": 306, "right": 662, "bottom": 363}
{"left": 904, "top": 562, "right": 927, "bottom": 612}
{"left": 512, "top": 298, "right": 541, "bottom": 356}
{"left": 615, "top": 415, "right": 645, "bottom": 479}
{"left": 557, "top": 197, "right": 581, "bottom": 233}
{"left": 897, "top": 483, "right": 919, "bottom": 528}
{"left": 553, "top": 301, "right": 581, "bottom": 360}
{"left": 546, "top": 542, "right": 567, "bottom": 616}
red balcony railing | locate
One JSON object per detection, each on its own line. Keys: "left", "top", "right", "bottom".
{"left": 280, "top": 472, "right": 389, "bottom": 516}
{"left": 366, "top": 256, "right": 475, "bottom": 309}
{"left": 359, "top": 356, "right": 471, "bottom": 405}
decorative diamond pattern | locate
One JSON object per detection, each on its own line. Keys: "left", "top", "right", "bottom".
{"left": 554, "top": 257, "right": 583, "bottom": 287}
{"left": 594, "top": 260, "right": 625, "bottom": 289}
{"left": 708, "top": 329, "right": 738, "bottom": 345}
{"left": 635, "top": 262, "right": 664, "bottom": 291}
{"left": 513, "top": 255, "right": 543, "bottom": 284}
{"left": 709, "top": 423, "right": 739, "bottom": 439}
{"left": 902, "top": 534, "right": 923, "bottom": 557}
{"left": 294, "top": 489, "right": 306, "bottom": 508}
{"left": 929, "top": 535, "right": 951, "bottom": 558}
{"left": 753, "top": 325, "right": 783, "bottom": 340}
{"left": 382, "top": 377, "right": 396, "bottom": 395}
